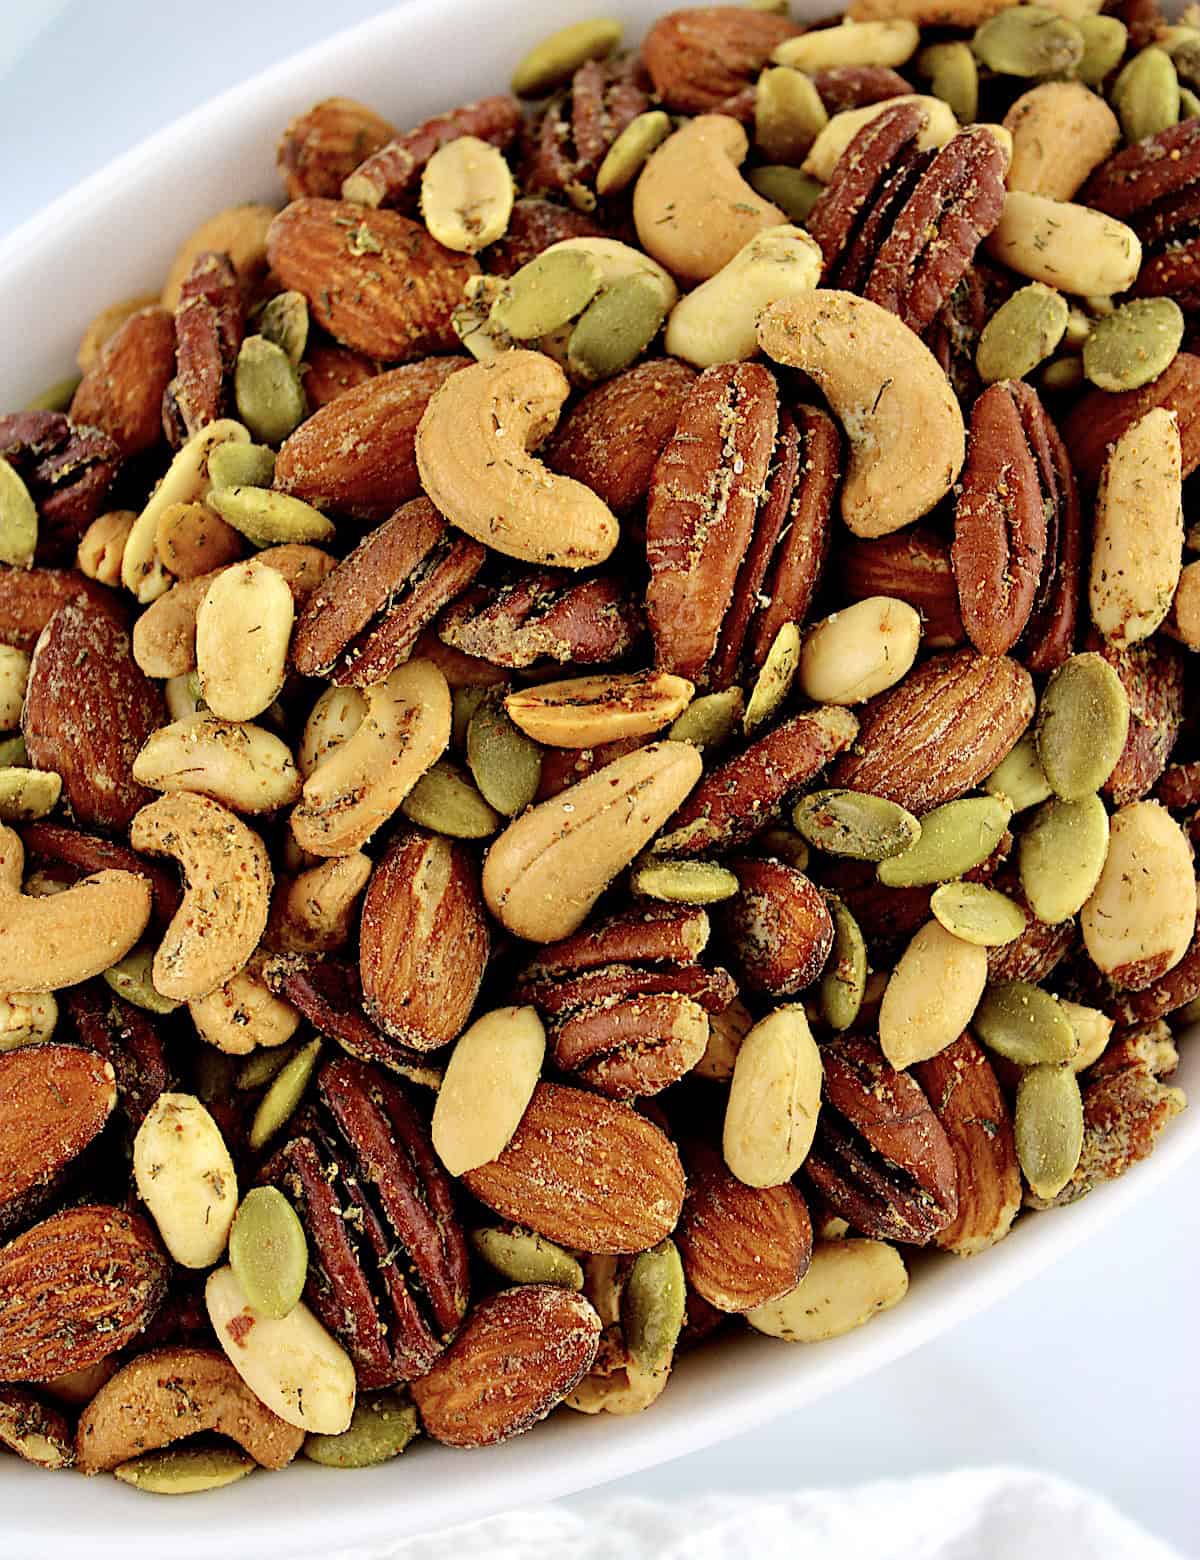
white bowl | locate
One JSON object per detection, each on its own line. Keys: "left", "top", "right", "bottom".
{"left": 1, "top": 3, "right": 1197, "bottom": 1553}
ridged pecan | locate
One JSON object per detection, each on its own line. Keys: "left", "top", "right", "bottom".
{"left": 483, "top": 198, "right": 609, "bottom": 278}
{"left": 926, "top": 265, "right": 1001, "bottom": 409}
{"left": 641, "top": 7, "right": 799, "bottom": 115}
{"left": 550, "top": 992, "right": 710, "bottom": 1099}
{"left": 1091, "top": 633, "right": 1186, "bottom": 806}
{"left": 62, "top": 984, "right": 172, "bottom": 1136}
{"left": 523, "top": 56, "right": 651, "bottom": 208}
{"left": 1062, "top": 353, "right": 1200, "bottom": 488}
{"left": 437, "top": 571, "right": 642, "bottom": 669}
{"left": 1014, "top": 379, "right": 1081, "bottom": 674}
{"left": 165, "top": 251, "right": 244, "bottom": 443}
{"left": 838, "top": 526, "right": 965, "bottom": 649}
{"left": 277, "top": 97, "right": 396, "bottom": 201}
{"left": 534, "top": 735, "right": 648, "bottom": 801}
{"left": 520, "top": 904, "right": 712, "bottom": 977}
{"left": 1081, "top": 120, "right": 1200, "bottom": 302}
{"left": 0, "top": 413, "right": 121, "bottom": 564}
{"left": 985, "top": 874, "right": 1077, "bottom": 985}
{"left": 721, "top": 857, "right": 834, "bottom": 996}
{"left": 342, "top": 95, "right": 522, "bottom": 209}
{"left": 1157, "top": 763, "right": 1200, "bottom": 812}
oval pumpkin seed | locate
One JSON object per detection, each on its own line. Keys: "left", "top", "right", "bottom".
{"left": 743, "top": 623, "right": 800, "bottom": 736}
{"left": 511, "top": 17, "right": 622, "bottom": 97}
{"left": 621, "top": 1238, "right": 686, "bottom": 1376}
{"left": 819, "top": 896, "right": 868, "bottom": 1032}
{"left": 630, "top": 858, "right": 739, "bottom": 904}
{"left": 973, "top": 981, "right": 1076, "bottom": 1066}
{"left": 228, "top": 1185, "right": 309, "bottom": 1320}
{"left": 235, "top": 335, "right": 307, "bottom": 446}
{"left": 984, "top": 731, "right": 1052, "bottom": 813}
{"left": 929, "top": 881, "right": 1026, "bottom": 946}
{"left": 0, "top": 767, "right": 60, "bottom": 822}
{"left": 1181, "top": 85, "right": 1200, "bottom": 118}
{"left": 114, "top": 1443, "right": 255, "bottom": 1494}
{"left": 567, "top": 274, "right": 668, "bottom": 383}
{"left": 303, "top": 1391, "right": 420, "bottom": 1468}
{"left": 747, "top": 166, "right": 824, "bottom": 223}
{"left": 259, "top": 290, "right": 309, "bottom": 365}
{"left": 1112, "top": 47, "right": 1180, "bottom": 144}
{"left": 470, "top": 1226, "right": 584, "bottom": 1289}
{"left": 976, "top": 283, "right": 1069, "bottom": 385}
{"left": 1036, "top": 652, "right": 1130, "bottom": 801}
{"left": 1082, "top": 297, "right": 1184, "bottom": 392}
{"left": 757, "top": 826, "right": 810, "bottom": 872}
{"left": 490, "top": 249, "right": 602, "bottom": 341}
{"left": 878, "top": 795, "right": 1011, "bottom": 888}
{"left": 207, "top": 439, "right": 275, "bottom": 492}
{"left": 1077, "top": 14, "right": 1128, "bottom": 86}
{"left": 466, "top": 696, "right": 542, "bottom": 816}
{"left": 1018, "top": 793, "right": 1110, "bottom": 925}
{"left": 248, "top": 1037, "right": 321, "bottom": 1151}
{"left": 24, "top": 375, "right": 81, "bottom": 413}
{"left": 597, "top": 110, "right": 673, "bottom": 196}
{"left": 102, "top": 944, "right": 182, "bottom": 1014}
{"left": 918, "top": 41, "right": 979, "bottom": 124}
{"left": 0, "top": 456, "right": 37, "bottom": 569}
{"left": 1015, "top": 1063, "right": 1084, "bottom": 1201}
{"left": 755, "top": 67, "right": 829, "bottom": 164}
{"left": 669, "top": 686, "right": 745, "bottom": 752}
{"left": 401, "top": 758, "right": 502, "bottom": 839}
{"left": 235, "top": 1043, "right": 295, "bottom": 1091}
{"left": 209, "top": 484, "right": 335, "bottom": 547}
{"left": 972, "top": 7, "right": 1084, "bottom": 78}
{"left": 0, "top": 735, "right": 27, "bottom": 768}
{"left": 792, "top": 789, "right": 922, "bottom": 862}
{"left": 1040, "top": 354, "right": 1084, "bottom": 394}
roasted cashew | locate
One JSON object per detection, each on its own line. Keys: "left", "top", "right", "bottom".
{"left": 758, "top": 291, "right": 966, "bottom": 538}
{"left": 130, "top": 792, "right": 273, "bottom": 1001}
{"left": 415, "top": 352, "right": 619, "bottom": 568}
{"left": 268, "top": 852, "right": 373, "bottom": 953}
{"left": 133, "top": 714, "right": 301, "bottom": 814}
{"left": 0, "top": 825, "right": 150, "bottom": 993}
{"left": 188, "top": 952, "right": 300, "bottom": 1054}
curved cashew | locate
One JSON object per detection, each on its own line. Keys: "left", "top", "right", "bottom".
{"left": 0, "top": 825, "right": 150, "bottom": 993}
{"left": 268, "top": 852, "right": 373, "bottom": 953}
{"left": 195, "top": 559, "right": 295, "bottom": 723}
{"left": 803, "top": 96, "right": 957, "bottom": 182}
{"left": 134, "top": 715, "right": 301, "bottom": 814}
{"left": 415, "top": 352, "right": 619, "bottom": 568}
{"left": 130, "top": 792, "right": 273, "bottom": 1001}
{"left": 633, "top": 116, "right": 785, "bottom": 283}
{"left": 189, "top": 952, "right": 300, "bottom": 1054}
{"left": 290, "top": 658, "right": 450, "bottom": 856}
{"left": 758, "top": 291, "right": 965, "bottom": 538}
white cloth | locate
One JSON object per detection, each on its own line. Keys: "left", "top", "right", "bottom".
{"left": 325, "top": 1469, "right": 1182, "bottom": 1560}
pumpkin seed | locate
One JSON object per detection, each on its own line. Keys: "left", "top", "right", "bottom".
{"left": 819, "top": 896, "right": 868, "bottom": 1031}
{"left": 511, "top": 17, "right": 622, "bottom": 97}
{"left": 248, "top": 1037, "right": 321, "bottom": 1150}
{"left": 114, "top": 1443, "right": 255, "bottom": 1494}
{"left": 743, "top": 624, "right": 800, "bottom": 736}
{"left": 972, "top": 7, "right": 1084, "bottom": 78}
{"left": 259, "top": 291, "right": 309, "bottom": 365}
{"left": 621, "top": 1238, "right": 686, "bottom": 1376}
{"left": 878, "top": 795, "right": 1012, "bottom": 888}
{"left": 1181, "top": 85, "right": 1200, "bottom": 118}
{"left": 0, "top": 767, "right": 60, "bottom": 822}
{"left": 567, "top": 274, "right": 669, "bottom": 382}
{"left": 421, "top": 136, "right": 515, "bottom": 254}
{"left": 669, "top": 687, "right": 745, "bottom": 752}
{"left": 976, "top": 283, "right": 1069, "bottom": 385}
{"left": 755, "top": 67, "right": 829, "bottom": 164}
{"left": 470, "top": 1226, "right": 584, "bottom": 1289}
{"left": 1077, "top": 14, "right": 1128, "bottom": 86}
{"left": 490, "top": 249, "right": 602, "bottom": 340}
{"left": 401, "top": 758, "right": 501, "bottom": 839}
{"left": 747, "top": 166, "right": 825, "bottom": 223}
{"left": 918, "top": 41, "right": 979, "bottom": 123}
{"left": 303, "top": 1392, "right": 419, "bottom": 1468}
{"left": 0, "top": 735, "right": 27, "bottom": 767}
{"left": 1018, "top": 793, "right": 1110, "bottom": 924}
{"left": 102, "top": 944, "right": 182, "bottom": 1014}
{"left": 0, "top": 457, "right": 38, "bottom": 568}
{"left": 228, "top": 1185, "right": 309, "bottom": 1320}
{"left": 451, "top": 684, "right": 493, "bottom": 750}
{"left": 597, "top": 110, "right": 673, "bottom": 196}
{"left": 234, "top": 335, "right": 307, "bottom": 446}
{"left": 1040, "top": 355, "right": 1084, "bottom": 394}
{"left": 1082, "top": 297, "right": 1184, "bottom": 392}
{"left": 1112, "top": 47, "right": 1180, "bottom": 144}
{"left": 792, "top": 789, "right": 922, "bottom": 862}
{"left": 630, "top": 858, "right": 740, "bottom": 904}
{"left": 973, "top": 981, "right": 1076, "bottom": 1066}
{"left": 757, "top": 826, "right": 810, "bottom": 872}
{"left": 1015, "top": 1063, "right": 1084, "bottom": 1200}
{"left": 929, "top": 881, "right": 1026, "bottom": 946}
{"left": 466, "top": 695, "right": 542, "bottom": 816}
{"left": 207, "top": 440, "right": 276, "bottom": 492}
{"left": 235, "top": 1043, "right": 296, "bottom": 1091}
{"left": 984, "top": 731, "right": 1052, "bottom": 813}
{"left": 1036, "top": 652, "right": 1130, "bottom": 801}
{"left": 208, "top": 485, "right": 335, "bottom": 547}
{"left": 24, "top": 375, "right": 81, "bottom": 413}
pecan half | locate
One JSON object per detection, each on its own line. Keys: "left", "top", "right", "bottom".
{"left": 1062, "top": 352, "right": 1200, "bottom": 488}
{"left": 483, "top": 198, "right": 609, "bottom": 278}
{"left": 811, "top": 66, "right": 913, "bottom": 113}
{"left": 550, "top": 992, "right": 710, "bottom": 1099}
{"left": 0, "top": 413, "right": 121, "bottom": 564}
{"left": 437, "top": 571, "right": 642, "bottom": 669}
{"left": 63, "top": 984, "right": 172, "bottom": 1135}
{"left": 986, "top": 877, "right": 1077, "bottom": 985}
{"left": 838, "top": 526, "right": 965, "bottom": 649}
{"left": 165, "top": 252, "right": 244, "bottom": 442}
{"left": 721, "top": 857, "right": 834, "bottom": 996}
{"left": 641, "top": 7, "right": 799, "bottom": 115}
{"left": 523, "top": 55, "right": 651, "bottom": 208}
{"left": 343, "top": 95, "right": 522, "bottom": 209}
{"left": 520, "top": 904, "right": 712, "bottom": 978}
{"left": 1014, "top": 380, "right": 1081, "bottom": 674}
{"left": 1081, "top": 119, "right": 1200, "bottom": 306}
{"left": 1093, "top": 634, "right": 1186, "bottom": 806}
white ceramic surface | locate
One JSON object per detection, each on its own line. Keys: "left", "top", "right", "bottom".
{"left": 1, "top": 3, "right": 1197, "bottom": 1554}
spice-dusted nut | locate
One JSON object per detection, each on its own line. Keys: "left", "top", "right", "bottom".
{"left": 162, "top": 203, "right": 276, "bottom": 311}
{"left": 420, "top": 135, "right": 514, "bottom": 253}
{"left": 134, "top": 715, "right": 301, "bottom": 814}
{"left": 759, "top": 292, "right": 965, "bottom": 538}
{"left": 439, "top": 572, "right": 642, "bottom": 671}
{"left": 1063, "top": 353, "right": 1200, "bottom": 490}
{"left": 798, "top": 597, "right": 921, "bottom": 705}
{"left": 416, "top": 352, "right": 619, "bottom": 569}
{"left": 133, "top": 1093, "right": 238, "bottom": 1269}
{"left": 0, "top": 767, "right": 61, "bottom": 823}
{"left": 0, "top": 825, "right": 150, "bottom": 993}
{"left": 77, "top": 291, "right": 160, "bottom": 373}
{"left": 131, "top": 572, "right": 216, "bottom": 678}
{"left": 878, "top": 919, "right": 988, "bottom": 1069}
{"left": 803, "top": 96, "right": 957, "bottom": 182}
{"left": 1089, "top": 409, "right": 1183, "bottom": 649}
{"left": 746, "top": 1238, "right": 908, "bottom": 1343}
{"left": 985, "top": 193, "right": 1141, "bottom": 297}
{"left": 0, "top": 1045, "right": 116, "bottom": 1236}
{"left": 723, "top": 1005, "right": 822, "bottom": 1187}
{"left": 155, "top": 500, "right": 243, "bottom": 581}
{"left": 291, "top": 659, "right": 450, "bottom": 856}
{"left": 722, "top": 859, "right": 833, "bottom": 996}
{"left": 0, "top": 644, "right": 29, "bottom": 731}
{"left": 277, "top": 96, "right": 395, "bottom": 201}
{"left": 551, "top": 991, "right": 710, "bottom": 1099}
{"left": 76, "top": 510, "right": 135, "bottom": 587}
{"left": 431, "top": 1006, "right": 545, "bottom": 1175}
{"left": 269, "top": 852, "right": 372, "bottom": 954}
{"left": 1169, "top": 561, "right": 1200, "bottom": 652}
{"left": 0, "top": 1385, "right": 74, "bottom": 1469}
{"left": 70, "top": 305, "right": 176, "bottom": 460}
{"left": 634, "top": 116, "right": 786, "bottom": 283}
{"left": 298, "top": 684, "right": 367, "bottom": 777}
{"left": 839, "top": 527, "right": 964, "bottom": 649}
{"left": 482, "top": 741, "right": 702, "bottom": 942}
{"left": 641, "top": 6, "right": 798, "bottom": 114}
{"left": 189, "top": 953, "right": 301, "bottom": 1055}
{"left": 130, "top": 793, "right": 273, "bottom": 1001}
{"left": 0, "top": 992, "right": 58, "bottom": 1051}
{"left": 1081, "top": 801, "right": 1196, "bottom": 989}
{"left": 505, "top": 671, "right": 693, "bottom": 748}
{"left": 1002, "top": 82, "right": 1119, "bottom": 201}
{"left": 775, "top": 19, "right": 919, "bottom": 71}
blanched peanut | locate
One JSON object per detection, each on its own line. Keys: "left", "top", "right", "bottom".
{"left": 799, "top": 598, "right": 921, "bottom": 705}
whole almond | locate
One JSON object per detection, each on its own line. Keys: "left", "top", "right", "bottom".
{"left": 1081, "top": 801, "right": 1196, "bottom": 990}
{"left": 69, "top": 306, "right": 176, "bottom": 458}
{"left": 277, "top": 97, "right": 395, "bottom": 201}
{"left": 0, "top": 1045, "right": 117, "bottom": 1235}
{"left": 432, "top": 1006, "right": 545, "bottom": 1175}
{"left": 879, "top": 920, "right": 988, "bottom": 1070}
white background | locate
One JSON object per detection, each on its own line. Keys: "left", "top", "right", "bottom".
{"left": 0, "top": 2, "right": 1196, "bottom": 1552}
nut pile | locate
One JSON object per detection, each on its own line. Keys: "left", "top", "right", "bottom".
{"left": 0, "top": 0, "right": 1197, "bottom": 1492}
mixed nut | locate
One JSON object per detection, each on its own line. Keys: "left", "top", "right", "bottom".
{"left": 1, "top": 0, "right": 1198, "bottom": 1494}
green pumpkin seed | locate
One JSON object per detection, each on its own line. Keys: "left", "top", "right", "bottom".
{"left": 24, "top": 375, "right": 81, "bottom": 413}
{"left": 470, "top": 1225, "right": 584, "bottom": 1289}
{"left": 466, "top": 696, "right": 542, "bottom": 816}
{"left": 747, "top": 166, "right": 824, "bottom": 223}
{"left": 1077, "top": 14, "right": 1128, "bottom": 86}
{"left": 208, "top": 485, "right": 335, "bottom": 547}
{"left": 930, "top": 882, "right": 1026, "bottom": 946}
{"left": 1082, "top": 297, "right": 1184, "bottom": 392}
{"left": 669, "top": 687, "right": 745, "bottom": 752}
{"left": 0, "top": 767, "right": 60, "bottom": 821}
{"left": 972, "top": 7, "right": 1084, "bottom": 78}
{"left": 401, "top": 758, "right": 501, "bottom": 839}
{"left": 1112, "top": 47, "right": 1180, "bottom": 144}
{"left": 0, "top": 457, "right": 38, "bottom": 569}
{"left": 819, "top": 896, "right": 868, "bottom": 1031}
{"left": 984, "top": 731, "right": 1052, "bottom": 813}
{"left": 511, "top": 17, "right": 622, "bottom": 97}
{"left": 567, "top": 275, "right": 669, "bottom": 383}
{"left": 228, "top": 1185, "right": 309, "bottom": 1319}
{"left": 743, "top": 623, "right": 800, "bottom": 736}
{"left": 259, "top": 291, "right": 309, "bottom": 365}
{"left": 596, "top": 110, "right": 672, "bottom": 197}
{"left": 918, "top": 41, "right": 979, "bottom": 123}
{"left": 976, "top": 284, "right": 1069, "bottom": 385}
{"left": 621, "top": 1238, "right": 685, "bottom": 1376}
{"left": 878, "top": 795, "right": 1012, "bottom": 888}
{"left": 1018, "top": 793, "right": 1110, "bottom": 924}
{"left": 757, "top": 826, "right": 810, "bottom": 872}
{"left": 490, "top": 250, "right": 602, "bottom": 341}
{"left": 451, "top": 684, "right": 493, "bottom": 750}
{"left": 1015, "top": 1063, "right": 1084, "bottom": 1200}
{"left": 207, "top": 439, "right": 276, "bottom": 492}
{"left": 755, "top": 66, "right": 829, "bottom": 164}
{"left": 973, "top": 981, "right": 1076, "bottom": 1066}
{"left": 114, "top": 1443, "right": 255, "bottom": 1494}
{"left": 235, "top": 1044, "right": 295, "bottom": 1091}
{"left": 630, "top": 858, "right": 740, "bottom": 904}
{"left": 1181, "top": 85, "right": 1200, "bottom": 118}
{"left": 1036, "top": 652, "right": 1130, "bottom": 802}
{"left": 234, "top": 336, "right": 307, "bottom": 447}
{"left": 792, "top": 789, "right": 922, "bottom": 862}
{"left": 1040, "top": 355, "right": 1085, "bottom": 394}
{"left": 102, "top": 944, "right": 182, "bottom": 1014}
{"left": 0, "top": 735, "right": 27, "bottom": 767}
{"left": 248, "top": 1037, "right": 321, "bottom": 1151}
{"left": 304, "top": 1392, "right": 420, "bottom": 1468}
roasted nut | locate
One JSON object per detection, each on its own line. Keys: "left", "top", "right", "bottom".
{"left": 432, "top": 1006, "right": 545, "bottom": 1175}
{"left": 0, "top": 1044, "right": 116, "bottom": 1236}
{"left": 189, "top": 953, "right": 301, "bottom": 1055}
{"left": 1081, "top": 801, "right": 1196, "bottom": 989}
{"left": 723, "top": 1006, "right": 823, "bottom": 1187}
{"left": 985, "top": 192, "right": 1141, "bottom": 298}
{"left": 134, "top": 715, "right": 301, "bottom": 814}
{"left": 664, "top": 226, "right": 822, "bottom": 367}
{"left": 0, "top": 1385, "right": 74, "bottom": 1469}
{"left": 641, "top": 7, "right": 798, "bottom": 115}
{"left": 269, "top": 852, "right": 372, "bottom": 953}
{"left": 879, "top": 919, "right": 988, "bottom": 1069}
{"left": 746, "top": 1238, "right": 907, "bottom": 1342}
{"left": 804, "top": 94, "right": 957, "bottom": 182}
{"left": 506, "top": 671, "right": 692, "bottom": 747}
{"left": 550, "top": 991, "right": 710, "bottom": 1099}
{"left": 133, "top": 1093, "right": 238, "bottom": 1269}
{"left": 343, "top": 95, "right": 522, "bottom": 209}
{"left": 722, "top": 859, "right": 833, "bottom": 996}
{"left": 799, "top": 597, "right": 921, "bottom": 705}
{"left": 1003, "top": 82, "right": 1119, "bottom": 201}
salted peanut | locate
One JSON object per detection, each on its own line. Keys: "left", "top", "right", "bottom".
{"left": 291, "top": 659, "right": 451, "bottom": 856}
{"left": 421, "top": 135, "right": 514, "bottom": 253}
{"left": 664, "top": 226, "right": 822, "bottom": 368}
{"left": 134, "top": 715, "right": 301, "bottom": 814}
{"left": 774, "top": 19, "right": 919, "bottom": 70}
{"left": 432, "top": 1006, "right": 546, "bottom": 1176}
{"left": 77, "top": 291, "right": 159, "bottom": 372}
{"left": 298, "top": 685, "right": 367, "bottom": 777}
{"left": 483, "top": 741, "right": 703, "bottom": 942}
{"left": 0, "top": 645, "right": 30, "bottom": 731}
{"left": 270, "top": 852, "right": 372, "bottom": 953}
{"left": 505, "top": 671, "right": 693, "bottom": 748}
{"left": 1003, "top": 82, "right": 1119, "bottom": 201}
{"left": 76, "top": 510, "right": 135, "bottom": 587}
{"left": 0, "top": 825, "right": 150, "bottom": 993}
{"left": 206, "top": 1266, "right": 356, "bottom": 1435}
{"left": 1082, "top": 801, "right": 1196, "bottom": 989}
{"left": 1060, "top": 1000, "right": 1113, "bottom": 1073}
{"left": 746, "top": 1239, "right": 908, "bottom": 1342}
{"left": 1169, "top": 560, "right": 1200, "bottom": 652}
{"left": 759, "top": 293, "right": 965, "bottom": 538}
{"left": 804, "top": 96, "right": 957, "bottom": 182}
{"left": 195, "top": 560, "right": 295, "bottom": 721}
{"left": 130, "top": 793, "right": 273, "bottom": 1001}
{"left": 985, "top": 192, "right": 1140, "bottom": 298}
{"left": 155, "top": 500, "right": 243, "bottom": 581}
{"left": 723, "top": 1006, "right": 822, "bottom": 1188}
{"left": 161, "top": 202, "right": 276, "bottom": 310}
{"left": 799, "top": 598, "right": 921, "bottom": 705}
{"left": 0, "top": 991, "right": 57, "bottom": 1050}
{"left": 1090, "top": 410, "right": 1183, "bottom": 648}
{"left": 633, "top": 116, "right": 786, "bottom": 283}
{"left": 879, "top": 920, "right": 988, "bottom": 1069}
{"left": 133, "top": 1093, "right": 238, "bottom": 1268}
{"left": 416, "top": 352, "right": 619, "bottom": 569}
{"left": 131, "top": 572, "right": 218, "bottom": 679}
{"left": 188, "top": 953, "right": 301, "bottom": 1055}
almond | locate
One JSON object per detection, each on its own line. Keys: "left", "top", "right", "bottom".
{"left": 277, "top": 97, "right": 396, "bottom": 201}
{"left": 721, "top": 857, "right": 833, "bottom": 995}
{"left": 69, "top": 306, "right": 176, "bottom": 458}
{"left": 0, "top": 1045, "right": 117, "bottom": 1236}
{"left": 642, "top": 6, "right": 799, "bottom": 115}
{"left": 0, "top": 566, "right": 117, "bottom": 653}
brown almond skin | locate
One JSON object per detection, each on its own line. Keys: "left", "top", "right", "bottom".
{"left": 641, "top": 6, "right": 799, "bottom": 114}
{"left": 838, "top": 527, "right": 965, "bottom": 649}
{"left": 0, "top": 1045, "right": 117, "bottom": 1236}
{"left": 300, "top": 341, "right": 380, "bottom": 410}
{"left": 722, "top": 858, "right": 834, "bottom": 996}
{"left": 69, "top": 306, "right": 175, "bottom": 458}
{"left": 277, "top": 97, "right": 396, "bottom": 201}
{"left": 463, "top": 1081, "right": 686, "bottom": 1254}
{"left": 412, "top": 1285, "right": 600, "bottom": 1448}
{"left": 0, "top": 567, "right": 118, "bottom": 652}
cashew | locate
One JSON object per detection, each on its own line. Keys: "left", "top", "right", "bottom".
{"left": 415, "top": 352, "right": 619, "bottom": 568}
{"left": 985, "top": 192, "right": 1141, "bottom": 297}
{"left": 803, "top": 97, "right": 957, "bottom": 182}
{"left": 0, "top": 825, "right": 150, "bottom": 992}
{"left": 134, "top": 715, "right": 301, "bottom": 814}
{"left": 1090, "top": 409, "right": 1183, "bottom": 648}
{"left": 76, "top": 510, "right": 135, "bottom": 588}
{"left": 0, "top": 992, "right": 58, "bottom": 1050}
{"left": 633, "top": 116, "right": 786, "bottom": 283}
{"left": 774, "top": 19, "right": 920, "bottom": 70}
{"left": 130, "top": 793, "right": 273, "bottom": 1001}
{"left": 133, "top": 1092, "right": 238, "bottom": 1268}
{"left": 298, "top": 685, "right": 367, "bottom": 778}
{"left": 746, "top": 1239, "right": 908, "bottom": 1342}
{"left": 290, "top": 658, "right": 450, "bottom": 857}
{"left": 664, "top": 226, "right": 822, "bottom": 368}
{"left": 0, "top": 645, "right": 30, "bottom": 731}
{"left": 161, "top": 203, "right": 276, "bottom": 311}
{"left": 268, "top": 852, "right": 373, "bottom": 953}
{"left": 1003, "top": 82, "right": 1120, "bottom": 201}
{"left": 189, "top": 952, "right": 300, "bottom": 1055}
{"left": 758, "top": 292, "right": 966, "bottom": 537}
{"left": 132, "top": 572, "right": 220, "bottom": 679}
{"left": 195, "top": 559, "right": 295, "bottom": 721}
